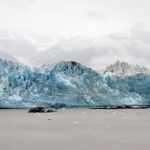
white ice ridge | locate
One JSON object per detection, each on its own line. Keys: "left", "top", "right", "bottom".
{"left": 106, "top": 60, "right": 149, "bottom": 76}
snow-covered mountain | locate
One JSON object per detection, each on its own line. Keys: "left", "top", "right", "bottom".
{"left": 30, "top": 47, "right": 93, "bottom": 67}
{"left": 30, "top": 36, "right": 94, "bottom": 67}
{"left": 0, "top": 59, "right": 150, "bottom": 108}
{"left": 0, "top": 32, "right": 40, "bottom": 65}
{"left": 0, "top": 49, "right": 17, "bottom": 62}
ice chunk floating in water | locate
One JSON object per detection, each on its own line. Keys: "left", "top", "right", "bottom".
{"left": 0, "top": 59, "right": 150, "bottom": 108}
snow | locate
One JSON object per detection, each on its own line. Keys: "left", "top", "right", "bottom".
{"left": 106, "top": 60, "right": 150, "bottom": 76}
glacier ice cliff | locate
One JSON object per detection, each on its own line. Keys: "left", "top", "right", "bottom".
{"left": 0, "top": 59, "right": 150, "bottom": 108}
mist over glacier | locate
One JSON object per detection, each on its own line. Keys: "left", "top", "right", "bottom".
{"left": 0, "top": 59, "right": 150, "bottom": 108}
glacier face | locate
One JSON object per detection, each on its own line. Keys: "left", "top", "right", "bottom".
{"left": 0, "top": 59, "right": 150, "bottom": 108}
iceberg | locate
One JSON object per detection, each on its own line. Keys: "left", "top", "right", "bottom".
{"left": 0, "top": 59, "right": 150, "bottom": 108}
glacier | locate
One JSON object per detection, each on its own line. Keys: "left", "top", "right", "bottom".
{"left": 0, "top": 59, "right": 150, "bottom": 108}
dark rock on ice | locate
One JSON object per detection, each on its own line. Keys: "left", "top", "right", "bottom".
{"left": 28, "top": 107, "right": 45, "bottom": 113}
{"left": 28, "top": 107, "right": 57, "bottom": 113}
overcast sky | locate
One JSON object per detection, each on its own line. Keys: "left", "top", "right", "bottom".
{"left": 0, "top": 0, "right": 150, "bottom": 69}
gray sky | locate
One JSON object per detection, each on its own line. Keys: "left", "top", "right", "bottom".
{"left": 0, "top": 0, "right": 150, "bottom": 69}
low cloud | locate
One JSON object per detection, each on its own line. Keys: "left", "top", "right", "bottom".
{"left": 85, "top": 10, "right": 106, "bottom": 20}
{"left": 30, "top": 26, "right": 150, "bottom": 70}
{"left": 0, "top": 26, "right": 150, "bottom": 70}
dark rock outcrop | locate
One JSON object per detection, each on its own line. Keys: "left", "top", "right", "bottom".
{"left": 28, "top": 107, "right": 57, "bottom": 113}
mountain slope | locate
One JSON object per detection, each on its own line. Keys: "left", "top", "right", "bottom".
{"left": 0, "top": 32, "right": 40, "bottom": 64}
{"left": 0, "top": 48, "right": 17, "bottom": 62}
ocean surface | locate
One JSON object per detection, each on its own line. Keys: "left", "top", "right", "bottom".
{"left": 0, "top": 108, "right": 150, "bottom": 150}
